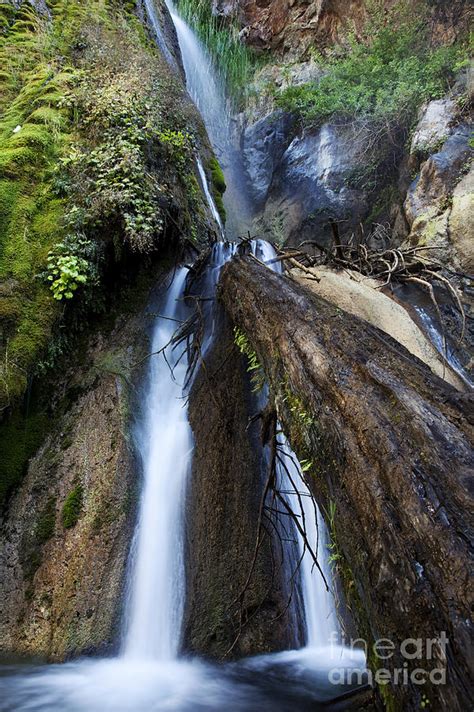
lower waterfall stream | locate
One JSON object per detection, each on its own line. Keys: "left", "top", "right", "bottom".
{"left": 0, "top": 242, "right": 366, "bottom": 711}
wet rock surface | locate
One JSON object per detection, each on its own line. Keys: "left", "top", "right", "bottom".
{"left": 0, "top": 285, "right": 156, "bottom": 660}
{"left": 185, "top": 311, "right": 296, "bottom": 659}
{"left": 404, "top": 121, "right": 473, "bottom": 272}
{"left": 242, "top": 110, "right": 295, "bottom": 207}
{"left": 410, "top": 98, "right": 458, "bottom": 159}
{"left": 249, "top": 121, "right": 369, "bottom": 246}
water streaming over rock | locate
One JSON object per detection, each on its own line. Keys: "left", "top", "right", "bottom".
{"left": 413, "top": 304, "right": 473, "bottom": 388}
{"left": 123, "top": 268, "right": 192, "bottom": 660}
{"left": 256, "top": 240, "right": 340, "bottom": 647}
{"left": 196, "top": 157, "right": 224, "bottom": 236}
{"left": 142, "top": 0, "right": 178, "bottom": 69}
{"left": 166, "top": 1, "right": 254, "bottom": 238}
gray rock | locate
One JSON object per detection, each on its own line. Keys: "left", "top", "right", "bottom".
{"left": 405, "top": 124, "right": 472, "bottom": 225}
{"left": 410, "top": 99, "right": 457, "bottom": 158}
{"left": 212, "top": 0, "right": 239, "bottom": 18}
{"left": 255, "top": 123, "right": 369, "bottom": 246}
{"left": 243, "top": 110, "right": 295, "bottom": 206}
{"left": 404, "top": 122, "right": 473, "bottom": 272}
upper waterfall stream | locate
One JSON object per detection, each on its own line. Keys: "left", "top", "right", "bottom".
{"left": 166, "top": 1, "right": 254, "bottom": 238}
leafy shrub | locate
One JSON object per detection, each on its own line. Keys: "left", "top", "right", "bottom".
{"left": 276, "top": 2, "right": 466, "bottom": 135}
{"left": 62, "top": 484, "right": 83, "bottom": 528}
{"left": 157, "top": 129, "right": 193, "bottom": 170}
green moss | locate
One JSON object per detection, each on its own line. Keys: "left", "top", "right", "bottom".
{"left": 92, "top": 500, "right": 120, "bottom": 534}
{"left": 209, "top": 157, "right": 226, "bottom": 194}
{"left": 0, "top": 0, "right": 210, "bottom": 494}
{"left": 62, "top": 484, "right": 83, "bottom": 528}
{"left": 0, "top": 410, "right": 49, "bottom": 506}
{"left": 209, "top": 157, "right": 227, "bottom": 223}
{"left": 35, "top": 496, "right": 57, "bottom": 544}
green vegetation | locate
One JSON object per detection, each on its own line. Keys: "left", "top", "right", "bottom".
{"left": 62, "top": 484, "right": 83, "bottom": 529}
{"left": 234, "top": 326, "right": 265, "bottom": 392}
{"left": 36, "top": 496, "right": 57, "bottom": 544}
{"left": 174, "top": 0, "right": 258, "bottom": 98}
{"left": 0, "top": 0, "right": 209, "bottom": 415}
{"left": 327, "top": 500, "right": 343, "bottom": 566}
{"left": 276, "top": 1, "right": 468, "bottom": 135}
{"left": 208, "top": 157, "right": 227, "bottom": 222}
{"left": 283, "top": 386, "right": 314, "bottom": 429}
{"left": 0, "top": 408, "right": 48, "bottom": 506}
{"left": 46, "top": 251, "right": 89, "bottom": 301}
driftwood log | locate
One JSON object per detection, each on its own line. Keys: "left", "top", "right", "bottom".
{"left": 219, "top": 256, "right": 473, "bottom": 712}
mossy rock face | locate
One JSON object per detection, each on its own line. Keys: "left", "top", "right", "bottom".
{"left": 0, "top": 272, "right": 152, "bottom": 660}
{"left": 62, "top": 484, "right": 83, "bottom": 528}
{"left": 0, "top": 408, "right": 49, "bottom": 507}
{"left": 209, "top": 157, "right": 226, "bottom": 195}
{"left": 36, "top": 496, "right": 57, "bottom": 544}
{"left": 0, "top": 0, "right": 212, "bottom": 418}
{"left": 208, "top": 157, "right": 227, "bottom": 223}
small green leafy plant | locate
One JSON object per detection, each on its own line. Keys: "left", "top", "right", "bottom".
{"left": 46, "top": 251, "right": 88, "bottom": 300}
{"left": 234, "top": 326, "right": 265, "bottom": 392}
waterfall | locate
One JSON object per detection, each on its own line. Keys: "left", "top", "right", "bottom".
{"left": 123, "top": 268, "right": 192, "bottom": 660}
{"left": 121, "top": 235, "right": 341, "bottom": 660}
{"left": 255, "top": 240, "right": 340, "bottom": 647}
{"left": 166, "top": 3, "right": 230, "bottom": 154}
{"left": 123, "top": 242, "right": 236, "bottom": 661}
{"left": 142, "top": 0, "right": 178, "bottom": 69}
{"left": 165, "top": 1, "right": 254, "bottom": 238}
{"left": 196, "top": 157, "right": 224, "bottom": 236}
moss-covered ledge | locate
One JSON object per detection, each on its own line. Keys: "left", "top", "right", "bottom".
{"left": 0, "top": 0, "right": 216, "bottom": 415}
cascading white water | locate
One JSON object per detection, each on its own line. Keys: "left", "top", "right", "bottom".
{"left": 165, "top": 1, "right": 254, "bottom": 238}
{"left": 123, "top": 268, "right": 192, "bottom": 660}
{"left": 166, "top": 3, "right": 230, "bottom": 154}
{"left": 196, "top": 157, "right": 224, "bottom": 236}
{"left": 143, "top": 0, "right": 178, "bottom": 68}
{"left": 255, "top": 240, "right": 340, "bottom": 647}
{"left": 276, "top": 437, "right": 339, "bottom": 646}
{"left": 123, "top": 242, "right": 238, "bottom": 661}
{"left": 413, "top": 304, "right": 473, "bottom": 388}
